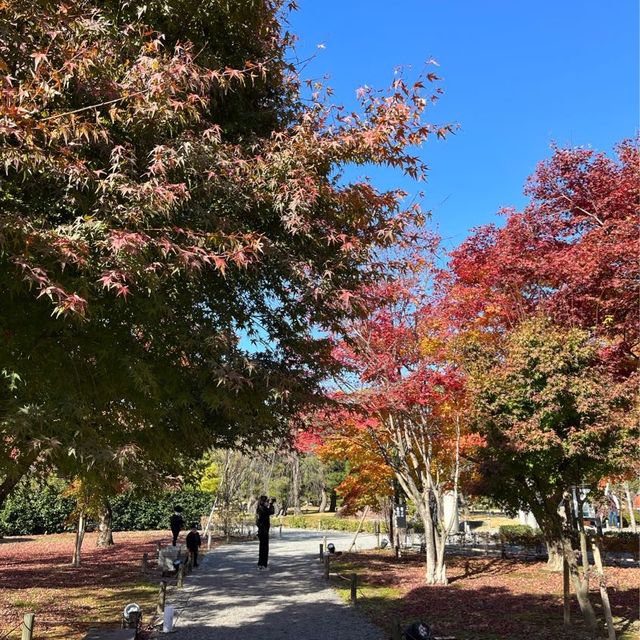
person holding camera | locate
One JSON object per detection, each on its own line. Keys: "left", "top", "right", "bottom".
{"left": 255, "top": 495, "right": 276, "bottom": 570}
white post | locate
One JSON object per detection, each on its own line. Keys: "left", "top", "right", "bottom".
{"left": 163, "top": 605, "right": 174, "bottom": 632}
{"left": 443, "top": 491, "right": 459, "bottom": 533}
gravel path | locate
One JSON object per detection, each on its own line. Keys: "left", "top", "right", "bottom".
{"left": 167, "top": 528, "right": 386, "bottom": 640}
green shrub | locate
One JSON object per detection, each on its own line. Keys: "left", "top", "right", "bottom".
{"left": 0, "top": 480, "right": 213, "bottom": 535}
{"left": 0, "top": 479, "right": 74, "bottom": 535}
{"left": 499, "top": 524, "right": 544, "bottom": 547}
{"left": 408, "top": 519, "right": 425, "bottom": 534}
{"left": 600, "top": 531, "right": 639, "bottom": 556}
{"left": 111, "top": 490, "right": 212, "bottom": 531}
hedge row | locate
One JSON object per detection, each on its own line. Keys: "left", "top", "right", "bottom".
{"left": 601, "top": 531, "right": 639, "bottom": 555}
{"left": 0, "top": 481, "right": 75, "bottom": 536}
{"left": 0, "top": 481, "right": 213, "bottom": 536}
{"left": 279, "top": 514, "right": 380, "bottom": 534}
{"left": 499, "top": 525, "right": 545, "bottom": 547}
{"left": 498, "top": 524, "right": 638, "bottom": 556}
{"left": 111, "top": 490, "right": 211, "bottom": 532}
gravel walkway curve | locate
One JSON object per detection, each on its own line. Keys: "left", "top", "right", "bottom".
{"left": 168, "top": 528, "right": 386, "bottom": 640}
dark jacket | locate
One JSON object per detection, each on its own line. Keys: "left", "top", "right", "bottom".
{"left": 186, "top": 530, "right": 201, "bottom": 551}
{"left": 170, "top": 513, "right": 185, "bottom": 532}
{"left": 255, "top": 502, "right": 275, "bottom": 531}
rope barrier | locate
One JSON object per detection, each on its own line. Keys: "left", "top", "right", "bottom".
{"left": 0, "top": 621, "right": 23, "bottom": 640}
{"left": 332, "top": 570, "right": 375, "bottom": 605}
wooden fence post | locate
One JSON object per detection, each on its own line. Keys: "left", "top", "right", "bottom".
{"left": 157, "top": 580, "right": 167, "bottom": 614}
{"left": 141, "top": 552, "right": 148, "bottom": 572}
{"left": 563, "top": 557, "right": 570, "bottom": 625}
{"left": 323, "top": 554, "right": 330, "bottom": 579}
{"left": 207, "top": 531, "right": 212, "bottom": 551}
{"left": 156, "top": 542, "right": 161, "bottom": 560}
{"left": 21, "top": 613, "right": 35, "bottom": 640}
{"left": 350, "top": 574, "right": 357, "bottom": 604}
{"left": 319, "top": 543, "right": 324, "bottom": 560}
{"left": 279, "top": 523, "right": 283, "bottom": 539}
{"left": 177, "top": 563, "right": 185, "bottom": 588}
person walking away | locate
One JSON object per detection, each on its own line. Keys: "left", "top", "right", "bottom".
{"left": 186, "top": 523, "right": 202, "bottom": 567}
{"left": 256, "top": 495, "right": 276, "bottom": 570}
{"left": 170, "top": 506, "right": 185, "bottom": 546}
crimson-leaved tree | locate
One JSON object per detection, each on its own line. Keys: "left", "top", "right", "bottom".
{"left": 436, "top": 141, "right": 638, "bottom": 634}
{"left": 322, "top": 278, "right": 468, "bottom": 584}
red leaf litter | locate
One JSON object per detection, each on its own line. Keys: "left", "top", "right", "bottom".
{"left": 0, "top": 531, "right": 174, "bottom": 639}
{"left": 339, "top": 552, "right": 640, "bottom": 639}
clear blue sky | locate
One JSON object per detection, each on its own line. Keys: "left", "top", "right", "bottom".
{"left": 288, "top": 0, "right": 639, "bottom": 250}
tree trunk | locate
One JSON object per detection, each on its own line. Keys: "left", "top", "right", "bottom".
{"left": 546, "top": 538, "right": 564, "bottom": 571}
{"left": 96, "top": 500, "right": 114, "bottom": 547}
{"left": 291, "top": 452, "right": 301, "bottom": 515}
{"left": 318, "top": 488, "right": 328, "bottom": 513}
{"left": 591, "top": 537, "right": 617, "bottom": 640}
{"left": 434, "top": 529, "right": 448, "bottom": 584}
{"left": 578, "top": 529, "right": 590, "bottom": 583}
{"left": 328, "top": 489, "right": 337, "bottom": 512}
{"left": 433, "top": 490, "right": 450, "bottom": 585}
{"left": 562, "top": 537, "right": 598, "bottom": 634}
{"left": 575, "top": 493, "right": 591, "bottom": 582}
{"left": 72, "top": 511, "right": 86, "bottom": 568}
{"left": 623, "top": 482, "right": 637, "bottom": 533}
{"left": 422, "top": 507, "right": 437, "bottom": 584}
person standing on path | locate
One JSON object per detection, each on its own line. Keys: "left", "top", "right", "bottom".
{"left": 186, "top": 523, "right": 202, "bottom": 567}
{"left": 170, "top": 506, "right": 185, "bottom": 546}
{"left": 255, "top": 495, "right": 276, "bottom": 570}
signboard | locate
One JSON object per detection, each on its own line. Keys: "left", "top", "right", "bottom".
{"left": 394, "top": 504, "right": 407, "bottom": 529}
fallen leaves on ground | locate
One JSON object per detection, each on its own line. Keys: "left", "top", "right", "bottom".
{"left": 0, "top": 530, "right": 213, "bottom": 639}
{"left": 331, "top": 551, "right": 639, "bottom": 640}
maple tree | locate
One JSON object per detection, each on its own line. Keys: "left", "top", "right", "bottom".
{"left": 443, "top": 139, "right": 639, "bottom": 373}
{"left": 0, "top": 0, "right": 451, "bottom": 504}
{"left": 431, "top": 141, "right": 638, "bottom": 633}
{"left": 298, "top": 410, "right": 394, "bottom": 514}
{"left": 467, "top": 316, "right": 637, "bottom": 631}
{"left": 314, "top": 278, "right": 469, "bottom": 584}
{"left": 438, "top": 139, "right": 639, "bottom": 517}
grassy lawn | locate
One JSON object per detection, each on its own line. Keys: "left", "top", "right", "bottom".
{"left": 287, "top": 509, "right": 521, "bottom": 533}
{"left": 329, "top": 550, "right": 639, "bottom": 640}
{"left": 0, "top": 530, "right": 216, "bottom": 639}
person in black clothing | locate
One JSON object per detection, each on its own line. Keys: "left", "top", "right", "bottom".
{"left": 186, "top": 524, "right": 202, "bottom": 567}
{"left": 255, "top": 495, "right": 276, "bottom": 570}
{"left": 170, "top": 506, "right": 185, "bottom": 546}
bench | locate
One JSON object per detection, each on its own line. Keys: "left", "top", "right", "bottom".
{"left": 82, "top": 630, "right": 136, "bottom": 640}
